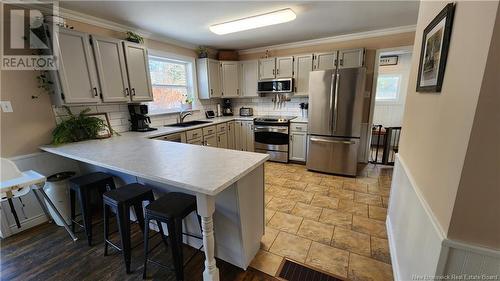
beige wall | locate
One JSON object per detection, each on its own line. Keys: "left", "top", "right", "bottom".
{"left": 448, "top": 5, "right": 500, "bottom": 249}
{"left": 398, "top": 0, "right": 499, "bottom": 237}
{"left": 0, "top": 18, "right": 196, "bottom": 158}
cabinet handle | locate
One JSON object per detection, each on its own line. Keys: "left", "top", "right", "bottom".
{"left": 340, "top": 58, "right": 344, "bottom": 66}
{"left": 294, "top": 86, "right": 297, "bottom": 92}
{"left": 237, "top": 89, "right": 239, "bottom": 95}
{"left": 272, "top": 69, "right": 275, "bottom": 75}
{"left": 277, "top": 69, "right": 279, "bottom": 75}
{"left": 93, "top": 87, "right": 98, "bottom": 97}
{"left": 131, "top": 88, "right": 136, "bottom": 96}
{"left": 290, "top": 135, "right": 293, "bottom": 141}
{"left": 210, "top": 89, "right": 213, "bottom": 96}
{"left": 125, "top": 88, "right": 130, "bottom": 96}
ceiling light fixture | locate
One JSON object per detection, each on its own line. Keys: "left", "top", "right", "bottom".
{"left": 209, "top": 8, "right": 296, "bottom": 35}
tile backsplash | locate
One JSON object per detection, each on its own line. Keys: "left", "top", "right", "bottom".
{"left": 52, "top": 97, "right": 308, "bottom": 133}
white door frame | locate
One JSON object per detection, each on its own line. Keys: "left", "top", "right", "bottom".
{"left": 364, "top": 45, "right": 414, "bottom": 163}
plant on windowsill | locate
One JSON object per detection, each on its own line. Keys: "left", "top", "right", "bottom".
{"left": 52, "top": 107, "right": 118, "bottom": 145}
{"left": 125, "top": 31, "right": 144, "bottom": 44}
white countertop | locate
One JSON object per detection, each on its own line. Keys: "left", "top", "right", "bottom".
{"left": 40, "top": 123, "right": 269, "bottom": 196}
{"left": 291, "top": 116, "right": 308, "bottom": 123}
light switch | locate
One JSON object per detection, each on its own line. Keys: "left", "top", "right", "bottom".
{"left": 1, "top": 101, "right": 13, "bottom": 113}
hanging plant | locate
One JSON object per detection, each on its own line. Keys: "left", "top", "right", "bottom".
{"left": 125, "top": 31, "right": 144, "bottom": 44}
{"left": 52, "top": 107, "right": 118, "bottom": 144}
{"left": 36, "top": 70, "right": 54, "bottom": 95}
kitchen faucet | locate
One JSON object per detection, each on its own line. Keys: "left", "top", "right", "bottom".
{"left": 179, "top": 111, "right": 192, "bottom": 123}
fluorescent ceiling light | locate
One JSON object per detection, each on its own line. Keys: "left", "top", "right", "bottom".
{"left": 209, "top": 8, "right": 296, "bottom": 35}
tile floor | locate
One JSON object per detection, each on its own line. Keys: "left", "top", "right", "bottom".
{"left": 250, "top": 162, "right": 394, "bottom": 281}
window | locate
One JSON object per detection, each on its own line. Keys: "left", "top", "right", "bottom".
{"left": 375, "top": 74, "right": 401, "bottom": 102}
{"left": 147, "top": 55, "right": 193, "bottom": 114}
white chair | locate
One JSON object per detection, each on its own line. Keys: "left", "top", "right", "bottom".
{"left": 0, "top": 158, "right": 77, "bottom": 241}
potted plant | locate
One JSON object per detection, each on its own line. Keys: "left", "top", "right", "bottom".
{"left": 125, "top": 31, "right": 144, "bottom": 44}
{"left": 52, "top": 107, "right": 117, "bottom": 144}
{"left": 196, "top": 46, "right": 208, "bottom": 58}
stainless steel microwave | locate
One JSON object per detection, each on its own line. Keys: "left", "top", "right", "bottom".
{"left": 257, "top": 78, "right": 293, "bottom": 94}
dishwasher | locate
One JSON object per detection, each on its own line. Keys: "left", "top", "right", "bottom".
{"left": 152, "top": 132, "right": 186, "bottom": 143}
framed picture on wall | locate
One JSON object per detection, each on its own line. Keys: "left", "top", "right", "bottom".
{"left": 416, "top": 3, "right": 455, "bottom": 92}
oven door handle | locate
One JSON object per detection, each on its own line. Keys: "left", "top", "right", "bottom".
{"left": 254, "top": 126, "right": 289, "bottom": 133}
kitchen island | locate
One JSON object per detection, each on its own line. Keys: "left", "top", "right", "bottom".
{"left": 41, "top": 134, "right": 269, "bottom": 281}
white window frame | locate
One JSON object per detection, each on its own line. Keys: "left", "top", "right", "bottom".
{"left": 375, "top": 73, "right": 402, "bottom": 104}
{"left": 147, "top": 49, "right": 199, "bottom": 115}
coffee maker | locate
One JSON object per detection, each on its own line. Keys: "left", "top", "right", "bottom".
{"left": 128, "top": 104, "right": 157, "bottom": 132}
{"left": 222, "top": 99, "right": 233, "bottom": 116}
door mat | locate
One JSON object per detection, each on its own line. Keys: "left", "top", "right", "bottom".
{"left": 277, "top": 259, "right": 345, "bottom": 281}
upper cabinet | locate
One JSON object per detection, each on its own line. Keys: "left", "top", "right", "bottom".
{"left": 220, "top": 61, "right": 240, "bottom": 97}
{"left": 293, "top": 54, "right": 314, "bottom": 96}
{"left": 54, "top": 29, "right": 100, "bottom": 104}
{"left": 313, "top": 52, "right": 337, "bottom": 70}
{"left": 258, "top": 57, "right": 294, "bottom": 80}
{"left": 338, "top": 48, "right": 365, "bottom": 69}
{"left": 51, "top": 28, "right": 154, "bottom": 105}
{"left": 197, "top": 58, "right": 222, "bottom": 99}
{"left": 276, "top": 56, "right": 294, "bottom": 78}
{"left": 91, "top": 35, "right": 130, "bottom": 102}
{"left": 258, "top": 58, "right": 276, "bottom": 80}
{"left": 123, "top": 42, "right": 153, "bottom": 101}
{"left": 239, "top": 60, "right": 259, "bottom": 97}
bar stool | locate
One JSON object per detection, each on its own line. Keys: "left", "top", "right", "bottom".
{"left": 69, "top": 172, "right": 116, "bottom": 246}
{"left": 142, "top": 192, "right": 203, "bottom": 281}
{"left": 103, "top": 183, "right": 156, "bottom": 274}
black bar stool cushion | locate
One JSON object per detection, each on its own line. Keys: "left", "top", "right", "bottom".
{"left": 146, "top": 192, "right": 197, "bottom": 220}
{"left": 103, "top": 183, "right": 153, "bottom": 205}
{"left": 70, "top": 172, "right": 114, "bottom": 188}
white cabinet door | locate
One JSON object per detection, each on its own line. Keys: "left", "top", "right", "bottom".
{"left": 338, "top": 48, "right": 364, "bottom": 69}
{"left": 313, "top": 52, "right": 338, "bottom": 70}
{"left": 123, "top": 42, "right": 153, "bottom": 101}
{"left": 91, "top": 35, "right": 130, "bottom": 102}
{"left": 244, "top": 121, "right": 254, "bottom": 152}
{"left": 234, "top": 121, "right": 244, "bottom": 150}
{"left": 259, "top": 58, "right": 276, "bottom": 80}
{"left": 227, "top": 121, "right": 235, "bottom": 149}
{"left": 187, "top": 137, "right": 203, "bottom": 145}
{"left": 208, "top": 59, "right": 222, "bottom": 97}
{"left": 239, "top": 60, "right": 259, "bottom": 97}
{"left": 293, "top": 54, "right": 313, "bottom": 96}
{"left": 289, "top": 131, "right": 307, "bottom": 162}
{"left": 203, "top": 134, "right": 217, "bottom": 147}
{"left": 276, "top": 56, "right": 294, "bottom": 78}
{"left": 217, "top": 132, "right": 228, "bottom": 148}
{"left": 55, "top": 29, "right": 100, "bottom": 104}
{"left": 221, "top": 61, "right": 239, "bottom": 97}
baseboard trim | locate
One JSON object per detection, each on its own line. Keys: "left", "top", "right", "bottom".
{"left": 386, "top": 216, "right": 401, "bottom": 281}
{"left": 5, "top": 213, "right": 48, "bottom": 237}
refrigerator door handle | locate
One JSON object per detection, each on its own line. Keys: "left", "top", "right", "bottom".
{"left": 329, "top": 74, "right": 335, "bottom": 133}
{"left": 310, "top": 137, "right": 355, "bottom": 145}
{"left": 333, "top": 73, "right": 340, "bottom": 132}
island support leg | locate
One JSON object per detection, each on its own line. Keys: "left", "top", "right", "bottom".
{"left": 196, "top": 193, "right": 220, "bottom": 281}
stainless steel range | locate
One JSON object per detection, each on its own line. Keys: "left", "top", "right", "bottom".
{"left": 254, "top": 116, "right": 296, "bottom": 163}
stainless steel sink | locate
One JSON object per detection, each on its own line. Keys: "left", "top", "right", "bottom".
{"left": 165, "top": 120, "right": 213, "bottom": 127}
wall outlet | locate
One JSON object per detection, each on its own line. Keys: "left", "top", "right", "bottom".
{"left": 1, "top": 101, "right": 13, "bottom": 113}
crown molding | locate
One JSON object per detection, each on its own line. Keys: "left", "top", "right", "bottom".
{"left": 58, "top": 7, "right": 197, "bottom": 50}
{"left": 238, "top": 25, "right": 417, "bottom": 54}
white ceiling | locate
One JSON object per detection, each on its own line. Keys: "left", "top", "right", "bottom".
{"left": 60, "top": 1, "right": 419, "bottom": 50}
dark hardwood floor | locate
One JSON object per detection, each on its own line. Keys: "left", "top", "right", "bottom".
{"left": 0, "top": 221, "right": 277, "bottom": 281}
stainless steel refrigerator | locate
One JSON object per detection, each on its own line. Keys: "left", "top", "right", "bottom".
{"left": 306, "top": 67, "right": 366, "bottom": 176}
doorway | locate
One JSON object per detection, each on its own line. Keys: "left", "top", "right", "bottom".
{"left": 367, "top": 46, "right": 413, "bottom": 165}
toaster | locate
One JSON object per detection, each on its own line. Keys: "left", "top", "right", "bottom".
{"left": 239, "top": 107, "right": 254, "bottom": 116}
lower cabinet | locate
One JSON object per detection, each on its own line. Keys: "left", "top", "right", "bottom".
{"left": 227, "top": 121, "right": 235, "bottom": 149}
{"left": 203, "top": 134, "right": 217, "bottom": 147}
{"left": 217, "top": 132, "right": 228, "bottom": 148}
{"left": 234, "top": 121, "right": 254, "bottom": 152}
{"left": 289, "top": 123, "right": 308, "bottom": 162}
{"left": 187, "top": 137, "right": 203, "bottom": 145}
